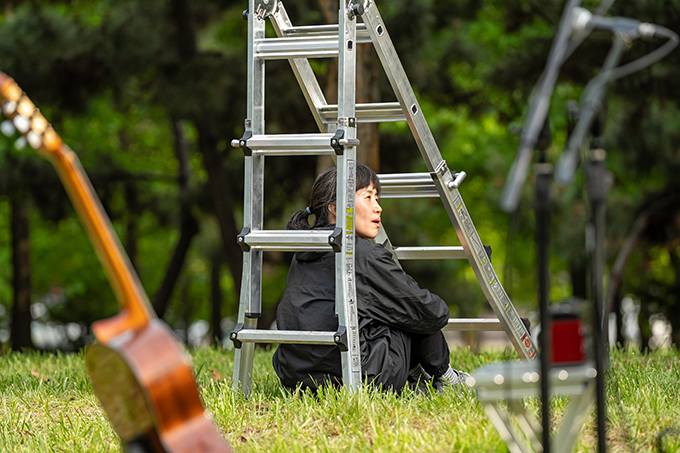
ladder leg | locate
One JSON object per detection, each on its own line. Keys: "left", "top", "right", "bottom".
{"left": 335, "top": 2, "right": 362, "bottom": 392}
{"left": 362, "top": 2, "right": 537, "bottom": 360}
{"left": 232, "top": 245, "right": 263, "bottom": 396}
{"left": 232, "top": 319, "right": 257, "bottom": 395}
{"left": 233, "top": 2, "right": 266, "bottom": 396}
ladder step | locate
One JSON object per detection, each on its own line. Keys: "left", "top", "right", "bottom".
{"left": 282, "top": 23, "right": 370, "bottom": 41}
{"left": 237, "top": 229, "right": 341, "bottom": 252}
{"left": 444, "top": 318, "right": 504, "bottom": 331}
{"left": 378, "top": 172, "right": 439, "bottom": 198}
{"left": 393, "top": 246, "right": 467, "bottom": 260}
{"left": 232, "top": 132, "right": 358, "bottom": 156}
{"left": 255, "top": 37, "right": 340, "bottom": 60}
{"left": 230, "top": 329, "right": 339, "bottom": 346}
{"left": 319, "top": 102, "right": 406, "bottom": 123}
{"left": 259, "top": 25, "right": 372, "bottom": 60}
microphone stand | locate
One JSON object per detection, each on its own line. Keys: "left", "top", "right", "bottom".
{"left": 533, "top": 119, "right": 553, "bottom": 453}
{"left": 553, "top": 23, "right": 678, "bottom": 453}
{"left": 555, "top": 35, "right": 627, "bottom": 453}
{"left": 586, "top": 131, "right": 609, "bottom": 453}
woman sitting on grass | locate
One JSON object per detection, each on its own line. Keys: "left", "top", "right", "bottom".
{"left": 272, "top": 164, "right": 470, "bottom": 393}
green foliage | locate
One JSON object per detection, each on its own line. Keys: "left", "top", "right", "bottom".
{"left": 1, "top": 0, "right": 680, "bottom": 348}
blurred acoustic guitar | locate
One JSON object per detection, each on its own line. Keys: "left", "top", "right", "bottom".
{"left": 0, "top": 72, "right": 232, "bottom": 453}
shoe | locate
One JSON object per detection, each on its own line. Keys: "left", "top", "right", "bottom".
{"left": 433, "top": 365, "right": 473, "bottom": 396}
{"left": 407, "top": 363, "right": 432, "bottom": 395}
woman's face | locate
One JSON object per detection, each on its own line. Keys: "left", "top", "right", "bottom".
{"left": 355, "top": 183, "right": 382, "bottom": 239}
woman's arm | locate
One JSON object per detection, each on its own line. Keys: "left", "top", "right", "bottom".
{"left": 356, "top": 239, "right": 450, "bottom": 334}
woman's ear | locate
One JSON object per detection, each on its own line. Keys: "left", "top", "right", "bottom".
{"left": 328, "top": 203, "right": 337, "bottom": 223}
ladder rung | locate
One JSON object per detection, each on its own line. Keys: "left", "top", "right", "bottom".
{"left": 232, "top": 133, "right": 353, "bottom": 156}
{"left": 444, "top": 318, "right": 504, "bottom": 331}
{"left": 282, "top": 23, "right": 370, "bottom": 42}
{"left": 238, "top": 229, "right": 340, "bottom": 252}
{"left": 255, "top": 37, "right": 348, "bottom": 60}
{"left": 378, "top": 172, "right": 439, "bottom": 198}
{"left": 393, "top": 246, "right": 467, "bottom": 260}
{"left": 231, "top": 329, "right": 338, "bottom": 346}
{"left": 319, "top": 103, "right": 406, "bottom": 123}
{"left": 255, "top": 24, "right": 374, "bottom": 60}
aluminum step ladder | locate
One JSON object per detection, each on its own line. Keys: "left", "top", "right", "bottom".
{"left": 230, "top": 0, "right": 537, "bottom": 397}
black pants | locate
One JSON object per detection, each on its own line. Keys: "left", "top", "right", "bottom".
{"left": 363, "top": 329, "right": 450, "bottom": 390}
{"left": 410, "top": 330, "right": 451, "bottom": 378}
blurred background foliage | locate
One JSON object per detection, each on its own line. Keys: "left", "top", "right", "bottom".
{"left": 0, "top": 0, "right": 679, "bottom": 351}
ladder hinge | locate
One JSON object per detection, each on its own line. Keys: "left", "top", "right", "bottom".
{"left": 330, "top": 130, "right": 344, "bottom": 155}
{"left": 230, "top": 323, "right": 244, "bottom": 349}
{"left": 329, "top": 227, "right": 343, "bottom": 252}
{"left": 234, "top": 131, "right": 253, "bottom": 156}
{"left": 254, "top": 0, "right": 277, "bottom": 20}
{"left": 334, "top": 326, "right": 348, "bottom": 352}
{"left": 237, "top": 227, "right": 251, "bottom": 252}
{"left": 432, "top": 160, "right": 448, "bottom": 177}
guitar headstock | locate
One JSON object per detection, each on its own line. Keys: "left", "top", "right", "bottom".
{"left": 0, "top": 72, "right": 63, "bottom": 155}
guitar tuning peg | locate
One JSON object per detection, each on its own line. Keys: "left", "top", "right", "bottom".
{"left": 2, "top": 101, "right": 16, "bottom": 116}
{"left": 13, "top": 115, "right": 30, "bottom": 134}
{"left": 0, "top": 119, "right": 15, "bottom": 136}
{"left": 14, "top": 136, "right": 27, "bottom": 150}
{"left": 17, "top": 96, "right": 35, "bottom": 118}
{"left": 31, "top": 111, "right": 48, "bottom": 135}
{"left": 27, "top": 130, "right": 43, "bottom": 150}
{"left": 4, "top": 81, "right": 22, "bottom": 103}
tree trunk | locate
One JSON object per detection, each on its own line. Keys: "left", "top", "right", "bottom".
{"left": 169, "top": 0, "right": 242, "bottom": 297}
{"left": 153, "top": 121, "right": 200, "bottom": 318}
{"left": 318, "top": 0, "right": 338, "bottom": 109}
{"left": 669, "top": 247, "right": 680, "bottom": 346}
{"left": 210, "top": 254, "right": 223, "bottom": 346}
{"left": 196, "top": 118, "right": 243, "bottom": 296}
{"left": 605, "top": 193, "right": 680, "bottom": 317}
{"left": 181, "top": 278, "right": 191, "bottom": 345}
{"left": 316, "top": 0, "right": 339, "bottom": 174}
{"left": 170, "top": 0, "right": 197, "bottom": 60}
{"left": 356, "top": 42, "right": 381, "bottom": 171}
{"left": 315, "top": 2, "right": 381, "bottom": 173}
{"left": 124, "top": 180, "right": 139, "bottom": 272}
{"left": 10, "top": 193, "right": 33, "bottom": 350}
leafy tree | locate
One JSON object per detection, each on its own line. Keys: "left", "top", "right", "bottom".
{"left": 2, "top": 0, "right": 679, "bottom": 350}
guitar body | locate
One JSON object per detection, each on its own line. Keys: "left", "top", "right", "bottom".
{"left": 0, "top": 73, "right": 232, "bottom": 452}
{"left": 86, "top": 319, "right": 229, "bottom": 452}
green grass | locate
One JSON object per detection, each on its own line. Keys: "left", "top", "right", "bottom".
{"left": 1, "top": 346, "right": 679, "bottom": 452}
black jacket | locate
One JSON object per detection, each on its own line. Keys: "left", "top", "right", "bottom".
{"left": 272, "top": 230, "right": 449, "bottom": 390}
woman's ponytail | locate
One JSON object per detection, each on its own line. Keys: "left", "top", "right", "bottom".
{"left": 286, "top": 208, "right": 314, "bottom": 230}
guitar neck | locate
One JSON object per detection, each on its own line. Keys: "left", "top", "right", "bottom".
{"left": 0, "top": 73, "right": 155, "bottom": 340}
